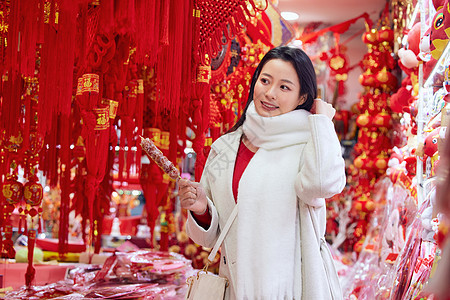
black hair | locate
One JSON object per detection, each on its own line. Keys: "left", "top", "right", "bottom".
{"left": 229, "top": 46, "right": 317, "bottom": 132}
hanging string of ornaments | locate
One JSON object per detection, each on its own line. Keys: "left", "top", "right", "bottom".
{"left": 348, "top": 12, "right": 399, "bottom": 253}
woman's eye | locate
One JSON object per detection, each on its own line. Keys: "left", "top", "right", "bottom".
{"left": 260, "top": 78, "right": 269, "bottom": 84}
{"left": 280, "top": 85, "right": 290, "bottom": 91}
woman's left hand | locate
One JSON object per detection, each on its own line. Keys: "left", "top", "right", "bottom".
{"left": 311, "top": 98, "right": 336, "bottom": 120}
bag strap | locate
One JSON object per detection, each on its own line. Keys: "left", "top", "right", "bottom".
{"left": 207, "top": 204, "right": 238, "bottom": 263}
{"left": 307, "top": 205, "right": 343, "bottom": 300}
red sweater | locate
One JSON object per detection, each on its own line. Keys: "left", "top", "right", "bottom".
{"left": 193, "top": 140, "right": 255, "bottom": 228}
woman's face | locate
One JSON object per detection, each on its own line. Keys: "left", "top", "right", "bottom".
{"left": 253, "top": 58, "right": 305, "bottom": 117}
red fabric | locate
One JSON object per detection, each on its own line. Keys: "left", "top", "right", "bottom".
{"left": 232, "top": 140, "right": 256, "bottom": 201}
{"left": 193, "top": 140, "right": 255, "bottom": 228}
{"left": 192, "top": 209, "right": 212, "bottom": 229}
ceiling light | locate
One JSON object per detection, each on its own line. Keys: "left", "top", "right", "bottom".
{"left": 281, "top": 11, "right": 299, "bottom": 21}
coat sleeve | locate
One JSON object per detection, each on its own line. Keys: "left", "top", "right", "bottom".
{"left": 294, "top": 114, "right": 346, "bottom": 207}
{"left": 185, "top": 150, "right": 221, "bottom": 248}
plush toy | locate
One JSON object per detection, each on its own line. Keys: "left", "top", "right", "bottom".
{"left": 417, "top": 22, "right": 438, "bottom": 81}
{"left": 433, "top": 0, "right": 446, "bottom": 10}
{"left": 404, "top": 155, "right": 417, "bottom": 177}
{"left": 444, "top": 0, "right": 450, "bottom": 37}
{"left": 423, "top": 127, "right": 441, "bottom": 158}
{"left": 390, "top": 87, "right": 415, "bottom": 113}
{"left": 398, "top": 22, "right": 421, "bottom": 69}
{"left": 421, "top": 206, "right": 436, "bottom": 241}
{"left": 419, "top": 25, "right": 432, "bottom": 61}
{"left": 416, "top": 126, "right": 441, "bottom": 175}
{"left": 430, "top": 8, "right": 448, "bottom": 60}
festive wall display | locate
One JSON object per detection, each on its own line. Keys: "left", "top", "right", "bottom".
{"left": 0, "top": 1, "right": 283, "bottom": 290}
{"left": 3, "top": 0, "right": 449, "bottom": 298}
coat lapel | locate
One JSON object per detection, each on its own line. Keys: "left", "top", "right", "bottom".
{"left": 205, "top": 128, "right": 242, "bottom": 213}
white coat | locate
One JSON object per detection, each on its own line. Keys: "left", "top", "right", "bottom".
{"left": 186, "top": 114, "right": 346, "bottom": 299}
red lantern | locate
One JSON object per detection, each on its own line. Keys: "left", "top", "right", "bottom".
{"left": 356, "top": 112, "right": 373, "bottom": 128}
{"left": 375, "top": 67, "right": 398, "bottom": 91}
{"left": 354, "top": 154, "right": 365, "bottom": 169}
{"left": 375, "top": 153, "right": 389, "bottom": 173}
{"left": 359, "top": 70, "right": 377, "bottom": 87}
{"left": 354, "top": 153, "right": 372, "bottom": 171}
{"left": 2, "top": 175, "right": 23, "bottom": 205}
{"left": 23, "top": 177, "right": 43, "bottom": 207}
{"left": 377, "top": 26, "right": 394, "bottom": 45}
{"left": 373, "top": 111, "right": 391, "bottom": 129}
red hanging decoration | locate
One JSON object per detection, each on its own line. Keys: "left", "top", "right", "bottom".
{"left": 23, "top": 171, "right": 43, "bottom": 288}
{"left": 1, "top": 166, "right": 23, "bottom": 259}
{"left": 196, "top": 0, "right": 268, "bottom": 63}
{"left": 191, "top": 56, "right": 211, "bottom": 180}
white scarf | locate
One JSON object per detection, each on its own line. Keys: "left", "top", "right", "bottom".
{"left": 236, "top": 102, "right": 311, "bottom": 299}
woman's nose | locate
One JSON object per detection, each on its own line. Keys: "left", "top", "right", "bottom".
{"left": 265, "top": 85, "right": 277, "bottom": 100}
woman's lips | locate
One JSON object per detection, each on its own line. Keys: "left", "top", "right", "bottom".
{"left": 260, "top": 101, "right": 279, "bottom": 111}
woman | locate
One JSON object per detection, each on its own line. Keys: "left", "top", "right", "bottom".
{"left": 179, "top": 46, "right": 346, "bottom": 299}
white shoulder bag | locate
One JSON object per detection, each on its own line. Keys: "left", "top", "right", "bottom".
{"left": 307, "top": 205, "right": 343, "bottom": 300}
{"left": 185, "top": 204, "right": 238, "bottom": 300}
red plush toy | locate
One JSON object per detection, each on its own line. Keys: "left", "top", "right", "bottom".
{"left": 390, "top": 87, "right": 415, "bottom": 113}
{"left": 423, "top": 127, "right": 441, "bottom": 158}
{"left": 416, "top": 127, "right": 441, "bottom": 175}
{"left": 398, "top": 22, "right": 421, "bottom": 69}
{"left": 430, "top": 8, "right": 448, "bottom": 60}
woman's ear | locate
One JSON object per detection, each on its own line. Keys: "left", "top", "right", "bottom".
{"left": 298, "top": 94, "right": 307, "bottom": 106}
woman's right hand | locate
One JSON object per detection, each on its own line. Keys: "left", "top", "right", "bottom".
{"left": 311, "top": 98, "right": 336, "bottom": 120}
{"left": 178, "top": 178, "right": 208, "bottom": 215}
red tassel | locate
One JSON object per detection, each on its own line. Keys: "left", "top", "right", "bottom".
{"left": 180, "top": 0, "right": 195, "bottom": 101}
{"left": 22, "top": 87, "right": 32, "bottom": 154}
{"left": 98, "top": 0, "right": 114, "bottom": 34}
{"left": 191, "top": 59, "right": 211, "bottom": 180}
{"left": 25, "top": 230, "right": 37, "bottom": 288}
{"left": 37, "top": 0, "right": 57, "bottom": 138}
{"left": 118, "top": 124, "right": 125, "bottom": 181}
{"left": 114, "top": 0, "right": 135, "bottom": 35}
{"left": 160, "top": 0, "right": 170, "bottom": 45}
{"left": 2, "top": 224, "right": 15, "bottom": 259}
{"left": 134, "top": 0, "right": 156, "bottom": 64}
{"left": 135, "top": 80, "right": 144, "bottom": 175}
{"left": 20, "top": 0, "right": 40, "bottom": 77}
{"left": 58, "top": 112, "right": 72, "bottom": 255}
{"left": 38, "top": 215, "right": 43, "bottom": 234}
{"left": 18, "top": 210, "right": 24, "bottom": 235}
